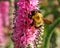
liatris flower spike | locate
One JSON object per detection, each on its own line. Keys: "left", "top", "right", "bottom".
{"left": 0, "top": 1, "right": 9, "bottom": 47}
{"left": 12, "top": 0, "right": 44, "bottom": 48}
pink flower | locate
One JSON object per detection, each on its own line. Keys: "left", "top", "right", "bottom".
{"left": 0, "top": 1, "right": 10, "bottom": 26}
{"left": 0, "top": 13, "right": 6, "bottom": 46}
{"left": 12, "top": 0, "right": 39, "bottom": 48}
{"left": 0, "top": 1, "right": 10, "bottom": 46}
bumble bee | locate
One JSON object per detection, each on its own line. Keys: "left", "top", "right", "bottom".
{"left": 28, "top": 9, "right": 53, "bottom": 28}
{"left": 32, "top": 11, "right": 44, "bottom": 27}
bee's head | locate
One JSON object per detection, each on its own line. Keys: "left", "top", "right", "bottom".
{"left": 28, "top": 9, "right": 41, "bottom": 19}
{"left": 31, "top": 9, "right": 41, "bottom": 16}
